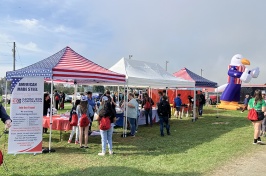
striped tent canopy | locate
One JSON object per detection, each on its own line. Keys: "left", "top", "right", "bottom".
{"left": 173, "top": 67, "right": 217, "bottom": 88}
{"left": 6, "top": 46, "right": 126, "bottom": 84}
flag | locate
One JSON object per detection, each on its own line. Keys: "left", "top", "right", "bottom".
{"left": 11, "top": 77, "right": 23, "bottom": 94}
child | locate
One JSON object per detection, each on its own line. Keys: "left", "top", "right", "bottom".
{"left": 68, "top": 100, "right": 80, "bottom": 144}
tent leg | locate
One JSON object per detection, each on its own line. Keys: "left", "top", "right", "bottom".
{"left": 43, "top": 79, "right": 55, "bottom": 153}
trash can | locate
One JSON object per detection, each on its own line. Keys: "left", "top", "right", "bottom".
{"left": 115, "top": 113, "right": 124, "bottom": 127}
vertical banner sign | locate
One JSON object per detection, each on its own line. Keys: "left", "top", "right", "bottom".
{"left": 8, "top": 77, "right": 44, "bottom": 154}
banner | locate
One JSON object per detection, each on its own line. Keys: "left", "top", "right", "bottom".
{"left": 8, "top": 77, "right": 44, "bottom": 154}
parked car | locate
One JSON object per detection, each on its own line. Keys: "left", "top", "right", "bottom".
{"left": 1, "top": 94, "right": 11, "bottom": 104}
{"left": 68, "top": 92, "right": 81, "bottom": 102}
{"left": 64, "top": 94, "right": 72, "bottom": 102}
{"left": 208, "top": 92, "right": 221, "bottom": 105}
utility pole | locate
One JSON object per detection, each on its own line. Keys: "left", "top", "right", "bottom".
{"left": 201, "top": 69, "right": 203, "bottom": 77}
{"left": 165, "top": 61, "right": 169, "bottom": 71}
{"left": 12, "top": 42, "right": 16, "bottom": 71}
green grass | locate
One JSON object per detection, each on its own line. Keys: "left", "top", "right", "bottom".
{"left": 0, "top": 103, "right": 259, "bottom": 176}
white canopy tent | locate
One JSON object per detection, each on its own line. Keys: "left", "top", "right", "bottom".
{"left": 109, "top": 58, "right": 195, "bottom": 88}
{"left": 110, "top": 58, "right": 196, "bottom": 136}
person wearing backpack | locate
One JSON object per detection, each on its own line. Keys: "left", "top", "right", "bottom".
{"left": 141, "top": 93, "right": 154, "bottom": 127}
{"left": 248, "top": 89, "right": 266, "bottom": 144}
{"left": 77, "top": 96, "right": 91, "bottom": 148}
{"left": 97, "top": 96, "right": 115, "bottom": 156}
{"left": 157, "top": 95, "right": 171, "bottom": 136}
{"left": 68, "top": 100, "right": 80, "bottom": 144}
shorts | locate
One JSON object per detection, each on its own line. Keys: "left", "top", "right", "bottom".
{"left": 251, "top": 111, "right": 265, "bottom": 121}
{"left": 175, "top": 107, "right": 181, "bottom": 111}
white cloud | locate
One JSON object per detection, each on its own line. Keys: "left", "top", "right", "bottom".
{"left": 14, "top": 18, "right": 39, "bottom": 28}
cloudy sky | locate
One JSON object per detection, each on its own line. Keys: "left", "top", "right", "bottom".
{"left": 0, "top": 0, "right": 265, "bottom": 85}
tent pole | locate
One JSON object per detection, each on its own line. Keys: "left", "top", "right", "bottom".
{"left": 193, "top": 85, "right": 196, "bottom": 122}
{"left": 49, "top": 79, "right": 54, "bottom": 152}
{"left": 5, "top": 79, "right": 8, "bottom": 109}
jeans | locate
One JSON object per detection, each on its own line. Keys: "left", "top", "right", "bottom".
{"left": 69, "top": 126, "right": 79, "bottom": 141}
{"left": 159, "top": 116, "right": 170, "bottom": 135}
{"left": 129, "top": 117, "right": 136, "bottom": 135}
{"left": 198, "top": 104, "right": 204, "bottom": 116}
{"left": 145, "top": 109, "right": 153, "bottom": 126}
{"left": 100, "top": 124, "right": 113, "bottom": 153}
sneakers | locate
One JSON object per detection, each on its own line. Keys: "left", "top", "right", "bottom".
{"left": 98, "top": 152, "right": 105, "bottom": 156}
{"left": 68, "top": 140, "right": 71, "bottom": 143}
{"left": 75, "top": 141, "right": 79, "bottom": 145}
{"left": 257, "top": 141, "right": 265, "bottom": 145}
{"left": 109, "top": 150, "right": 113, "bottom": 155}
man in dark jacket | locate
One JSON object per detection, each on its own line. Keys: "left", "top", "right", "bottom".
{"left": 157, "top": 95, "right": 171, "bottom": 136}
{"left": 0, "top": 103, "right": 12, "bottom": 129}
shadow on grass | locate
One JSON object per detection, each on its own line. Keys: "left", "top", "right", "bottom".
{"left": 40, "top": 108, "right": 250, "bottom": 157}
{"left": 110, "top": 108, "right": 250, "bottom": 156}
{"left": 53, "top": 166, "right": 202, "bottom": 176}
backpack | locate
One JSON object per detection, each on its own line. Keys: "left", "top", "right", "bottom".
{"left": 55, "top": 95, "right": 60, "bottom": 101}
{"left": 144, "top": 100, "right": 151, "bottom": 111}
{"left": 79, "top": 114, "right": 90, "bottom": 127}
{"left": 70, "top": 111, "right": 78, "bottom": 126}
{"left": 99, "top": 116, "right": 111, "bottom": 130}
{"left": 247, "top": 108, "right": 258, "bottom": 121}
{"left": 158, "top": 101, "right": 168, "bottom": 116}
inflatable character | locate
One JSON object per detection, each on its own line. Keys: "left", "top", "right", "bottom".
{"left": 217, "top": 54, "right": 260, "bottom": 110}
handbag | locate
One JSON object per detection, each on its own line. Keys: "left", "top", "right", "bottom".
{"left": 247, "top": 108, "right": 258, "bottom": 121}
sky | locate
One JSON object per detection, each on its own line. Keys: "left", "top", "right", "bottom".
{"left": 0, "top": 0, "right": 266, "bottom": 86}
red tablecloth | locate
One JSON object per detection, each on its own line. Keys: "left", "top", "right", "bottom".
{"left": 43, "top": 116, "right": 72, "bottom": 131}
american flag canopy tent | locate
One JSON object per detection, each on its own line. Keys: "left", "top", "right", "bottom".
{"left": 6, "top": 46, "right": 126, "bottom": 84}
{"left": 173, "top": 67, "right": 217, "bottom": 88}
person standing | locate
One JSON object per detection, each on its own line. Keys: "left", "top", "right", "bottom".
{"left": 54, "top": 90, "right": 60, "bottom": 110}
{"left": 157, "top": 95, "right": 171, "bottom": 136}
{"left": 198, "top": 91, "right": 206, "bottom": 116}
{"left": 78, "top": 96, "right": 91, "bottom": 148}
{"left": 141, "top": 93, "right": 154, "bottom": 127}
{"left": 43, "top": 93, "right": 50, "bottom": 133}
{"left": 260, "top": 91, "right": 266, "bottom": 136}
{"left": 87, "top": 91, "right": 96, "bottom": 134}
{"left": 248, "top": 89, "right": 266, "bottom": 144}
{"left": 123, "top": 93, "right": 138, "bottom": 137}
{"left": 241, "top": 94, "right": 250, "bottom": 113}
{"left": 174, "top": 94, "right": 182, "bottom": 119}
{"left": 97, "top": 96, "right": 115, "bottom": 156}
{"left": 59, "top": 91, "right": 65, "bottom": 110}
{"left": 68, "top": 100, "right": 80, "bottom": 144}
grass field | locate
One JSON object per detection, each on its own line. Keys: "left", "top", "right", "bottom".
{"left": 0, "top": 101, "right": 259, "bottom": 176}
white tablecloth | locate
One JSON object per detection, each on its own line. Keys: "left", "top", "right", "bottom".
{"left": 138, "top": 108, "right": 159, "bottom": 125}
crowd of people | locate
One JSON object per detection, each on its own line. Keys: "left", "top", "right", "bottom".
{"left": 2, "top": 87, "right": 266, "bottom": 156}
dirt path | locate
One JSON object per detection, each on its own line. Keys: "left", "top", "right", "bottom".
{"left": 207, "top": 147, "right": 266, "bottom": 176}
